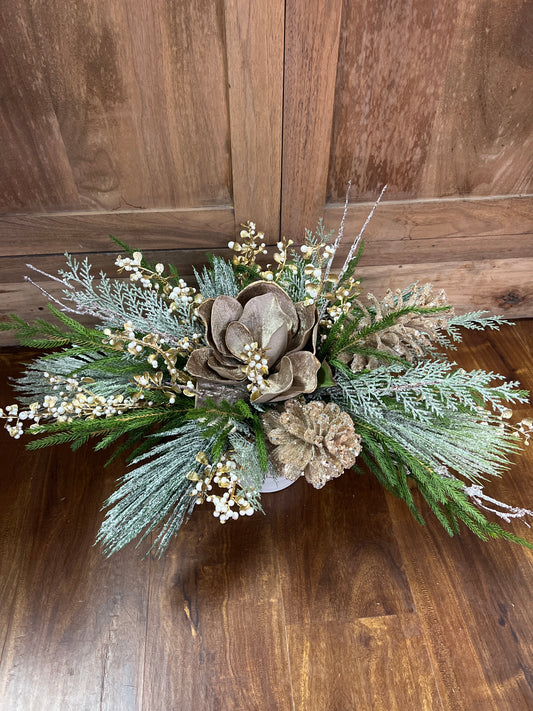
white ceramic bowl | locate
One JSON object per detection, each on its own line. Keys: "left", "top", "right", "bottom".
{"left": 261, "top": 474, "right": 297, "bottom": 493}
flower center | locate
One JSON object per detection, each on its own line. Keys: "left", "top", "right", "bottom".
{"left": 240, "top": 341, "right": 270, "bottom": 400}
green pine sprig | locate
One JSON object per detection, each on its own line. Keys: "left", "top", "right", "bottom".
{"left": 354, "top": 418, "right": 532, "bottom": 549}
{"left": 186, "top": 397, "right": 269, "bottom": 471}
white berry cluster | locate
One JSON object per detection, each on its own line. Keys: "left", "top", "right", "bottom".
{"left": 168, "top": 279, "right": 197, "bottom": 307}
{"left": 319, "top": 276, "right": 361, "bottom": 331}
{"left": 103, "top": 321, "right": 199, "bottom": 376}
{"left": 0, "top": 402, "right": 40, "bottom": 438}
{"left": 0, "top": 372, "right": 140, "bottom": 438}
{"left": 240, "top": 341, "right": 270, "bottom": 399}
{"left": 189, "top": 452, "right": 257, "bottom": 523}
{"left": 116, "top": 252, "right": 201, "bottom": 315}
{"left": 115, "top": 252, "right": 154, "bottom": 287}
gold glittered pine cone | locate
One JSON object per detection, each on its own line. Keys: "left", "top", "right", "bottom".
{"left": 262, "top": 399, "right": 361, "bottom": 488}
{"left": 186, "top": 282, "right": 320, "bottom": 403}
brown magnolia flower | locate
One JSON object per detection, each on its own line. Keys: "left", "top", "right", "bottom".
{"left": 262, "top": 399, "right": 361, "bottom": 488}
{"left": 186, "top": 282, "right": 320, "bottom": 403}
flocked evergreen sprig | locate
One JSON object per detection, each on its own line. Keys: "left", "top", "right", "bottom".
{"left": 1, "top": 197, "right": 532, "bottom": 556}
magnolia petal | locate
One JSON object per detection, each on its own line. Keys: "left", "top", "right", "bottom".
{"left": 286, "top": 302, "right": 318, "bottom": 353}
{"left": 267, "top": 351, "right": 320, "bottom": 402}
{"left": 197, "top": 298, "right": 214, "bottom": 325}
{"left": 254, "top": 355, "right": 294, "bottom": 403}
{"left": 264, "top": 324, "right": 289, "bottom": 367}
{"left": 239, "top": 292, "right": 291, "bottom": 352}
{"left": 237, "top": 281, "right": 298, "bottom": 333}
{"left": 210, "top": 296, "right": 243, "bottom": 357}
{"left": 207, "top": 356, "right": 245, "bottom": 381}
{"left": 225, "top": 321, "right": 254, "bottom": 360}
{"left": 185, "top": 347, "right": 217, "bottom": 380}
{"left": 186, "top": 347, "right": 243, "bottom": 383}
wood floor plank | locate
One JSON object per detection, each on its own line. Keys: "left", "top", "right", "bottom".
{"left": 141, "top": 506, "right": 293, "bottom": 711}
{"left": 0, "top": 322, "right": 532, "bottom": 709}
{"left": 272, "top": 473, "right": 415, "bottom": 625}
{"left": 287, "top": 615, "right": 443, "bottom": 711}
{"left": 0, "top": 352, "right": 149, "bottom": 711}
{"left": 386, "top": 321, "right": 533, "bottom": 710}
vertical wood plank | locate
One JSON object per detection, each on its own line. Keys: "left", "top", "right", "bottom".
{"left": 421, "top": 0, "right": 533, "bottom": 198}
{"left": 0, "top": 352, "right": 149, "bottom": 710}
{"left": 327, "top": 0, "right": 458, "bottom": 202}
{"left": 327, "top": 0, "right": 533, "bottom": 202}
{"left": 0, "top": 3, "right": 79, "bottom": 212}
{"left": 386, "top": 321, "right": 533, "bottom": 710}
{"left": 225, "top": 0, "right": 284, "bottom": 240}
{"left": 142, "top": 508, "right": 293, "bottom": 710}
{"left": 281, "top": 0, "right": 344, "bottom": 239}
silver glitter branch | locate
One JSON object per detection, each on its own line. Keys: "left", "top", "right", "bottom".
{"left": 333, "top": 184, "right": 387, "bottom": 290}
{"left": 322, "top": 180, "right": 352, "bottom": 288}
{"left": 464, "top": 484, "right": 533, "bottom": 527}
{"left": 24, "top": 274, "right": 80, "bottom": 314}
{"left": 438, "top": 466, "right": 533, "bottom": 527}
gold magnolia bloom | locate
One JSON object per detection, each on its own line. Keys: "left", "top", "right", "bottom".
{"left": 185, "top": 282, "right": 320, "bottom": 403}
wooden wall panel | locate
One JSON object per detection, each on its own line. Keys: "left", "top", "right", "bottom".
{"left": 0, "top": 3, "right": 80, "bottom": 212}
{"left": 0, "top": 0, "right": 232, "bottom": 213}
{"left": 225, "top": 0, "right": 284, "bottom": 239}
{"left": 0, "top": 207, "right": 236, "bottom": 256}
{"left": 321, "top": 196, "right": 533, "bottom": 318}
{"left": 327, "top": 0, "right": 533, "bottom": 202}
{"left": 1, "top": 0, "right": 532, "bottom": 339}
{"left": 0, "top": 1, "right": 286, "bottom": 343}
{"left": 327, "top": 0, "right": 457, "bottom": 203}
{"left": 281, "top": 0, "right": 343, "bottom": 237}
{"left": 281, "top": 0, "right": 533, "bottom": 318}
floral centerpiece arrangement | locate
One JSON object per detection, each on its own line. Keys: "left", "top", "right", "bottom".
{"left": 1, "top": 197, "right": 532, "bottom": 555}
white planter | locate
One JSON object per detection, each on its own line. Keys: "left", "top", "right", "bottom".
{"left": 261, "top": 474, "right": 297, "bottom": 493}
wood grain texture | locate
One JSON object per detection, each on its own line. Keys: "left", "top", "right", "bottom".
{"left": 355, "top": 258, "right": 533, "bottom": 317}
{"left": 0, "top": 207, "right": 236, "bottom": 256}
{"left": 0, "top": 324, "right": 532, "bottom": 709}
{"left": 281, "top": 0, "right": 344, "bottom": 238}
{"left": 0, "top": 0, "right": 231, "bottom": 213}
{"left": 141, "top": 511, "right": 293, "bottom": 710}
{"left": 225, "top": 0, "right": 284, "bottom": 240}
{"left": 386, "top": 321, "right": 533, "bottom": 710}
{"left": 0, "top": 398, "right": 149, "bottom": 707}
{"left": 0, "top": 3, "right": 79, "bottom": 212}
{"left": 327, "top": 0, "right": 533, "bottom": 202}
{"left": 287, "top": 617, "right": 442, "bottom": 710}
{"left": 322, "top": 196, "right": 533, "bottom": 243}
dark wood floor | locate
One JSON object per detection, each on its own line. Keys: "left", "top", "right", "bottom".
{"left": 0, "top": 322, "right": 532, "bottom": 711}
